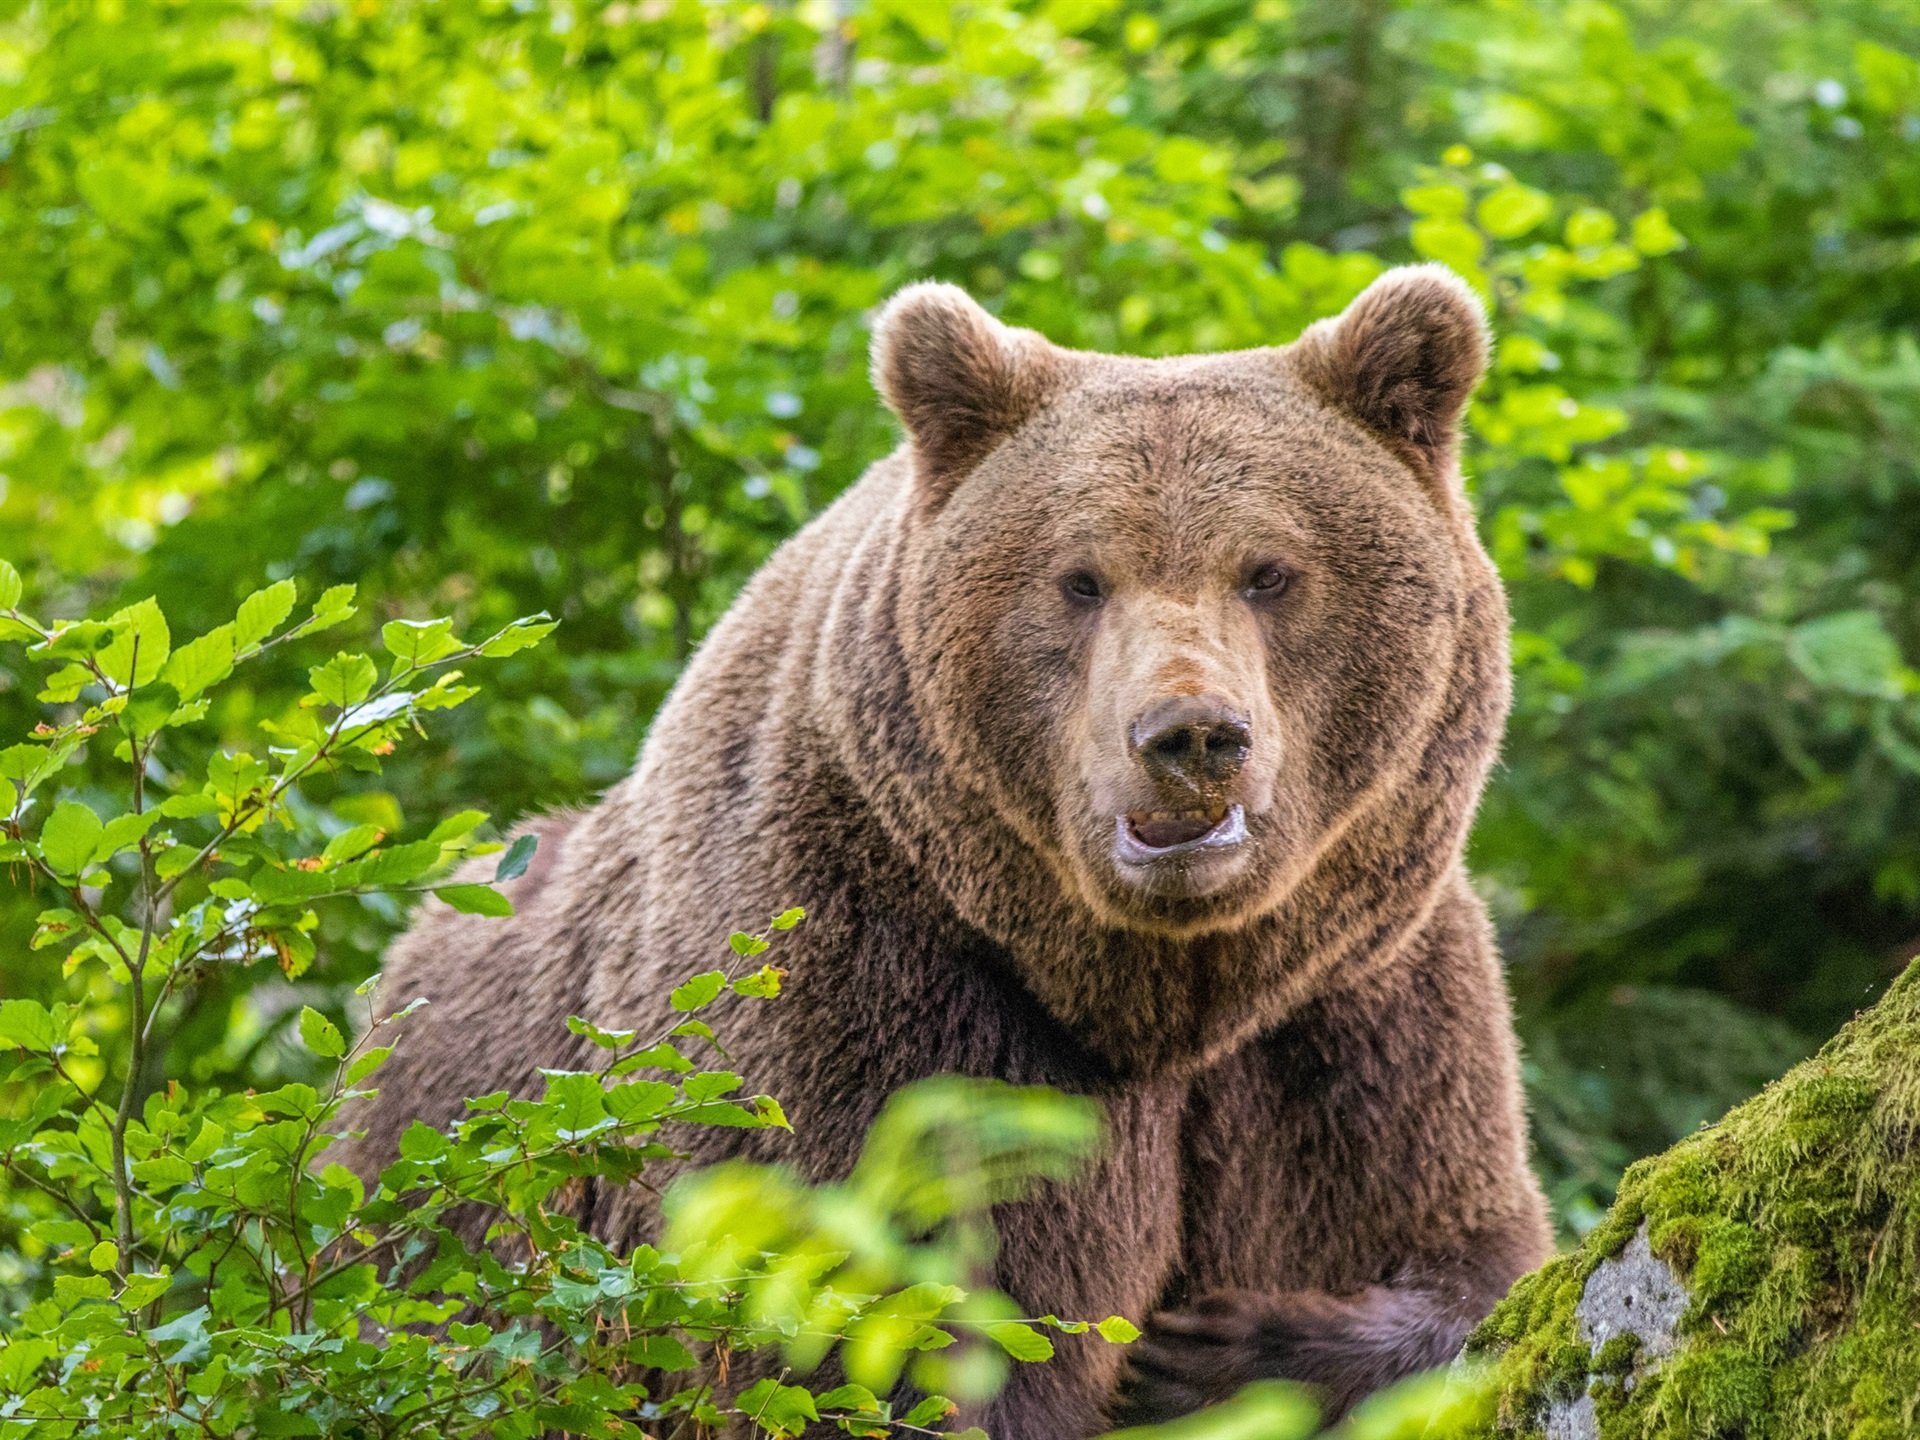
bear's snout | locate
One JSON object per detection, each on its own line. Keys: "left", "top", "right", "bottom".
{"left": 1129, "top": 693, "right": 1251, "bottom": 791}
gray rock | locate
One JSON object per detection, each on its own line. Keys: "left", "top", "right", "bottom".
{"left": 1543, "top": 1393, "right": 1598, "bottom": 1440}
{"left": 1538, "top": 1224, "right": 1689, "bottom": 1438}
{"left": 1574, "top": 1225, "right": 1688, "bottom": 1361}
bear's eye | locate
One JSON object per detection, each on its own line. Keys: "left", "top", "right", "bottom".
{"left": 1061, "top": 570, "right": 1106, "bottom": 607}
{"left": 1244, "top": 563, "right": 1293, "bottom": 601}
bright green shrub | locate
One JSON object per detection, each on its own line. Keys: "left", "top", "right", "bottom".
{"left": 0, "top": 569, "right": 1137, "bottom": 1438}
{"left": 4, "top": 0, "right": 1916, "bottom": 1235}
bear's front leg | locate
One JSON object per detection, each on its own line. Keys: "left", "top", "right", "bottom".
{"left": 1131, "top": 888, "right": 1555, "bottom": 1425}
{"left": 1114, "top": 1285, "right": 1475, "bottom": 1424}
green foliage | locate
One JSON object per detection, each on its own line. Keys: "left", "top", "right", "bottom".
{"left": 0, "top": 583, "right": 1137, "bottom": 1436}
{"left": 1102, "top": 1368, "right": 1501, "bottom": 1440}
{"left": 0, "top": 8, "right": 1907, "bottom": 1429}
{"left": 0, "top": 0, "right": 1914, "bottom": 1259}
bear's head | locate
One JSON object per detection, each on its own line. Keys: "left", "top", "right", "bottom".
{"left": 869, "top": 265, "right": 1507, "bottom": 958}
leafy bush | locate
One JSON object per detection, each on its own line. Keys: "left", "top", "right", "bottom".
{"left": 0, "top": 572, "right": 1140, "bottom": 1438}
{"left": 4, "top": 0, "right": 1917, "bottom": 1234}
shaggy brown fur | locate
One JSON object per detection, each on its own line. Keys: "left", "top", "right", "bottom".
{"left": 351, "top": 265, "right": 1551, "bottom": 1434}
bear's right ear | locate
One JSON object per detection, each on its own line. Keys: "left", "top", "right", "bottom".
{"left": 1289, "top": 263, "right": 1490, "bottom": 486}
{"left": 872, "top": 283, "right": 1070, "bottom": 508}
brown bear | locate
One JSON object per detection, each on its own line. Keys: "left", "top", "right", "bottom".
{"left": 354, "top": 264, "right": 1551, "bottom": 1433}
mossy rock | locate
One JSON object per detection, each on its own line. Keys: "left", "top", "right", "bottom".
{"left": 1465, "top": 958, "right": 1920, "bottom": 1439}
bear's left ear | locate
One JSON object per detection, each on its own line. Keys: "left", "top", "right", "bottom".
{"left": 1290, "top": 264, "right": 1490, "bottom": 483}
{"left": 872, "top": 282, "right": 1072, "bottom": 508}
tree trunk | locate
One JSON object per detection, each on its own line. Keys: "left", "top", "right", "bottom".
{"left": 1463, "top": 956, "right": 1920, "bottom": 1438}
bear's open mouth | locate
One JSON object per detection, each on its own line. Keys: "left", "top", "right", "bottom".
{"left": 1115, "top": 803, "right": 1247, "bottom": 863}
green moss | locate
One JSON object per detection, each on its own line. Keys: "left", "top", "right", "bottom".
{"left": 1590, "top": 1334, "right": 1639, "bottom": 1376}
{"left": 1589, "top": 1373, "right": 1630, "bottom": 1429}
{"left": 1467, "top": 959, "right": 1920, "bottom": 1438}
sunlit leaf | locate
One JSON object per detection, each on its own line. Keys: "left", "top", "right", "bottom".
{"left": 39, "top": 800, "right": 104, "bottom": 875}
{"left": 298, "top": 1005, "right": 347, "bottom": 1059}
{"left": 435, "top": 884, "right": 514, "bottom": 916}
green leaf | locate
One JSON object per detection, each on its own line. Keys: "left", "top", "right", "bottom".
{"left": 130, "top": 1154, "right": 194, "bottom": 1187}
{"left": 39, "top": 801, "right": 104, "bottom": 875}
{"left": 0, "top": 999, "right": 58, "bottom": 1052}
{"left": 96, "top": 597, "right": 171, "bottom": 689}
{"left": 87, "top": 1240, "right": 118, "bottom": 1272}
{"left": 162, "top": 623, "right": 237, "bottom": 699}
{"left": 183, "top": 1119, "right": 225, "bottom": 1162}
{"left": 36, "top": 661, "right": 94, "bottom": 703}
{"left": 147, "top": 1305, "right": 211, "bottom": 1362}
{"left": 53, "top": 1274, "right": 112, "bottom": 1303}
{"left": 435, "top": 883, "right": 514, "bottom": 916}
{"left": 118, "top": 1269, "right": 171, "bottom": 1310}
{"left": 606, "top": 1078, "right": 677, "bottom": 1122}
{"left": 1476, "top": 182, "right": 1552, "bottom": 238}
{"left": 309, "top": 652, "right": 379, "bottom": 708}
{"left": 684, "top": 1070, "right": 742, "bottom": 1102}
{"left": 902, "top": 1397, "right": 959, "bottom": 1427}
{"left": 613, "top": 1042, "right": 693, "bottom": 1074}
{"left": 97, "top": 809, "right": 163, "bottom": 860}
{"left": 397, "top": 1121, "right": 448, "bottom": 1161}
{"left": 1787, "top": 610, "right": 1905, "bottom": 698}
{"left": 287, "top": 583, "right": 358, "bottom": 639}
{"left": 1857, "top": 37, "right": 1920, "bottom": 112}
{"left": 567, "top": 1014, "right": 639, "bottom": 1048}
{"left": 1095, "top": 1315, "right": 1141, "bottom": 1343}
{"left": 627, "top": 1334, "right": 697, "bottom": 1371}
{"left": 476, "top": 615, "right": 558, "bottom": 657}
{"left": 982, "top": 1321, "right": 1054, "bottom": 1362}
{"left": 234, "top": 579, "right": 297, "bottom": 651}
{"left": 732, "top": 964, "right": 785, "bottom": 999}
{"left": 345, "top": 1046, "right": 392, "bottom": 1085}
{"left": 770, "top": 906, "right": 806, "bottom": 930}
{"left": 670, "top": 970, "right": 727, "bottom": 1012}
{"left": 1402, "top": 182, "right": 1468, "bottom": 218}
{"left": 425, "top": 808, "right": 488, "bottom": 844}
{"left": 1630, "top": 206, "right": 1685, "bottom": 255}
{"left": 540, "top": 1070, "right": 610, "bottom": 1134}
{"left": 322, "top": 822, "right": 384, "bottom": 863}
{"left": 253, "top": 1410, "right": 322, "bottom": 1437}
{"left": 1565, "top": 206, "right": 1618, "bottom": 249}
{"left": 412, "top": 675, "right": 476, "bottom": 713}
{"left": 677, "top": 1100, "right": 766, "bottom": 1128}
{"left": 737, "top": 1379, "right": 819, "bottom": 1436}
{"left": 34, "top": 619, "right": 113, "bottom": 661}
{"left": 298, "top": 1005, "right": 346, "bottom": 1059}
{"left": 348, "top": 839, "right": 443, "bottom": 886}
{"left": 381, "top": 617, "right": 464, "bottom": 671}
{"left": 0, "top": 559, "right": 21, "bottom": 610}
{"left": 813, "top": 1386, "right": 881, "bottom": 1415}
{"left": 158, "top": 793, "right": 219, "bottom": 819}
{"left": 0, "top": 1337, "right": 52, "bottom": 1391}
{"left": 729, "top": 930, "right": 770, "bottom": 958}
{"left": 753, "top": 1094, "right": 792, "bottom": 1131}
{"left": 1410, "top": 216, "right": 1486, "bottom": 274}
{"left": 495, "top": 831, "right": 538, "bottom": 881}
{"left": 122, "top": 682, "right": 183, "bottom": 738}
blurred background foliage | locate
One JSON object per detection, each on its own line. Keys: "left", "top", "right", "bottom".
{"left": 1, "top": 0, "right": 1917, "bottom": 1234}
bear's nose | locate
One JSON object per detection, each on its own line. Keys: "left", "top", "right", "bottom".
{"left": 1129, "top": 695, "right": 1252, "bottom": 789}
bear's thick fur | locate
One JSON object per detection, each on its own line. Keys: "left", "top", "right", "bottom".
{"left": 354, "top": 265, "right": 1551, "bottom": 1433}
